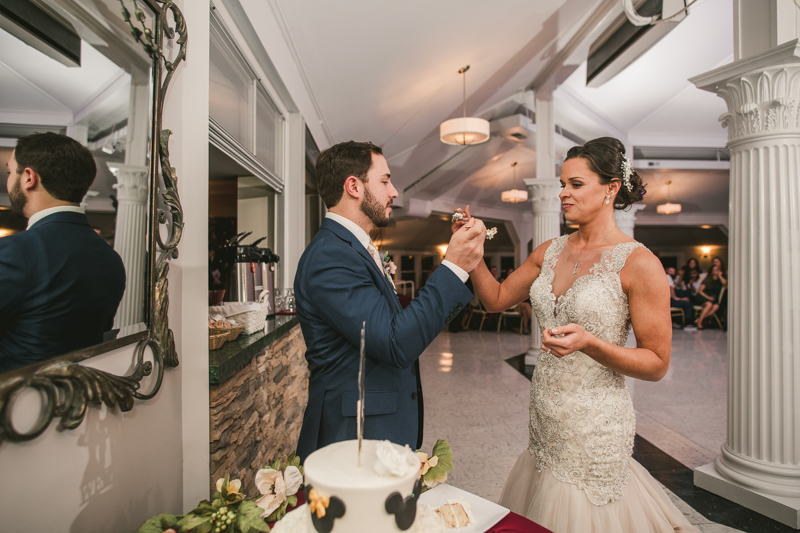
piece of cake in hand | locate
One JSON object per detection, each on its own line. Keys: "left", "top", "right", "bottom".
{"left": 434, "top": 499, "right": 475, "bottom": 529}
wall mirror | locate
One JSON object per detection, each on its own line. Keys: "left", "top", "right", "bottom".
{"left": 0, "top": 0, "right": 186, "bottom": 443}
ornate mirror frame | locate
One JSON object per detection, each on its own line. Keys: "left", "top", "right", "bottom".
{"left": 0, "top": 0, "right": 187, "bottom": 444}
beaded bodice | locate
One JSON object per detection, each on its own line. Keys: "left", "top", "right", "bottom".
{"left": 528, "top": 235, "right": 644, "bottom": 506}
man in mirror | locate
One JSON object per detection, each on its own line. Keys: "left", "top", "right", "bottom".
{"left": 0, "top": 133, "right": 127, "bottom": 373}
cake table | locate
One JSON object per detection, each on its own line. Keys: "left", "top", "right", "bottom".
{"left": 270, "top": 488, "right": 553, "bottom": 533}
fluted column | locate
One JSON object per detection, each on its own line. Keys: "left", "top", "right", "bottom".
{"left": 523, "top": 178, "right": 562, "bottom": 365}
{"left": 614, "top": 204, "right": 645, "bottom": 238}
{"left": 690, "top": 40, "right": 800, "bottom": 528}
{"left": 109, "top": 163, "right": 148, "bottom": 331}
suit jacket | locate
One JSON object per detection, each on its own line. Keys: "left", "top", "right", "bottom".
{"left": 0, "top": 212, "right": 126, "bottom": 373}
{"left": 294, "top": 218, "right": 473, "bottom": 461}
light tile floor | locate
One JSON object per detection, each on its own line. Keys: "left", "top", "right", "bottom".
{"left": 419, "top": 328, "right": 738, "bottom": 532}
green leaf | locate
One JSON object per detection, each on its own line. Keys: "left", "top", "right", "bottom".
{"left": 177, "top": 512, "right": 211, "bottom": 532}
{"left": 286, "top": 494, "right": 297, "bottom": 507}
{"left": 237, "top": 502, "right": 270, "bottom": 532}
{"left": 192, "top": 521, "right": 213, "bottom": 533}
{"left": 424, "top": 439, "right": 454, "bottom": 481}
{"left": 133, "top": 514, "right": 180, "bottom": 533}
{"left": 188, "top": 500, "right": 215, "bottom": 516}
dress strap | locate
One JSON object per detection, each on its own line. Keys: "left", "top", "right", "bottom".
{"left": 542, "top": 235, "right": 568, "bottom": 275}
{"left": 609, "top": 242, "right": 646, "bottom": 273}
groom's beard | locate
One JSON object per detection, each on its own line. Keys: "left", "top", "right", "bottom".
{"left": 361, "top": 186, "right": 391, "bottom": 228}
{"left": 8, "top": 175, "right": 27, "bottom": 217}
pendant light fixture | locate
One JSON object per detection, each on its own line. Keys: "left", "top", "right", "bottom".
{"left": 657, "top": 180, "right": 682, "bottom": 215}
{"left": 501, "top": 162, "right": 528, "bottom": 203}
{"left": 439, "top": 66, "right": 490, "bottom": 145}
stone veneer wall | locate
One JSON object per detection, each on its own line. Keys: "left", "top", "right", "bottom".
{"left": 210, "top": 324, "right": 308, "bottom": 494}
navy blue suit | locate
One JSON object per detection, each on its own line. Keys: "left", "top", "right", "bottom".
{"left": 0, "top": 212, "right": 126, "bottom": 373}
{"left": 294, "top": 218, "right": 473, "bottom": 461}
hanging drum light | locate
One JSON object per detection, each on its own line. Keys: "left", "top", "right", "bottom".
{"left": 440, "top": 66, "right": 490, "bottom": 145}
{"left": 501, "top": 162, "right": 528, "bottom": 203}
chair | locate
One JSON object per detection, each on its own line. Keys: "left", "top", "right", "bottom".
{"left": 670, "top": 307, "right": 685, "bottom": 326}
{"left": 694, "top": 287, "right": 726, "bottom": 329}
{"left": 466, "top": 302, "right": 489, "bottom": 331}
{"left": 498, "top": 306, "right": 526, "bottom": 333}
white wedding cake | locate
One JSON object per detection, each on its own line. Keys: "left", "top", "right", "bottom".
{"left": 272, "top": 439, "right": 451, "bottom": 533}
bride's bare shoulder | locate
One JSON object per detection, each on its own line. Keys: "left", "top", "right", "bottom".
{"left": 528, "top": 238, "right": 559, "bottom": 268}
{"left": 622, "top": 245, "right": 667, "bottom": 285}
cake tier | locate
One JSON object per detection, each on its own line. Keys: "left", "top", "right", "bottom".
{"left": 303, "top": 440, "right": 420, "bottom": 533}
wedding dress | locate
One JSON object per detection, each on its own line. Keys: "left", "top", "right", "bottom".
{"left": 499, "top": 235, "right": 697, "bottom": 533}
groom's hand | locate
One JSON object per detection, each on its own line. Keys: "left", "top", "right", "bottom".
{"left": 444, "top": 217, "right": 485, "bottom": 272}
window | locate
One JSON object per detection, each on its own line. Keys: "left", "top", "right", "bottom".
{"left": 208, "top": 13, "right": 285, "bottom": 187}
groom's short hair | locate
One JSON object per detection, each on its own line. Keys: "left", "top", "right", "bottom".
{"left": 316, "top": 140, "right": 383, "bottom": 209}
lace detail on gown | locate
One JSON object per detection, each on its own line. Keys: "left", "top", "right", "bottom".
{"left": 528, "top": 235, "right": 645, "bottom": 506}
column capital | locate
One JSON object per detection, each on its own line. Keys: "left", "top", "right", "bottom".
{"left": 108, "top": 163, "right": 148, "bottom": 203}
{"left": 524, "top": 178, "right": 561, "bottom": 216}
{"left": 691, "top": 40, "right": 800, "bottom": 144}
{"left": 613, "top": 203, "right": 646, "bottom": 225}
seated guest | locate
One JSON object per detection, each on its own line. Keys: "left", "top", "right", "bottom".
{"left": 679, "top": 267, "right": 705, "bottom": 306}
{"left": 666, "top": 266, "right": 696, "bottom": 330}
{"left": 0, "top": 133, "right": 126, "bottom": 373}
{"left": 684, "top": 257, "right": 706, "bottom": 282}
{"left": 695, "top": 260, "right": 728, "bottom": 329}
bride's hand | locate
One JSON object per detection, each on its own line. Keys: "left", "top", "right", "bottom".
{"left": 541, "top": 324, "right": 592, "bottom": 357}
{"left": 451, "top": 205, "right": 471, "bottom": 234}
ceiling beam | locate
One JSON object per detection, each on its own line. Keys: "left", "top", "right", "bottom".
{"left": 529, "top": 0, "right": 619, "bottom": 93}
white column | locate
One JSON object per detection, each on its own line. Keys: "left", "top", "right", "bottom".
{"left": 614, "top": 204, "right": 646, "bottom": 238}
{"left": 690, "top": 41, "right": 800, "bottom": 529}
{"left": 109, "top": 164, "right": 148, "bottom": 330}
{"left": 522, "top": 93, "right": 563, "bottom": 366}
{"left": 523, "top": 178, "right": 562, "bottom": 365}
{"left": 278, "top": 113, "right": 306, "bottom": 289}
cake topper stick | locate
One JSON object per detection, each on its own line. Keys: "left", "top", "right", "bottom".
{"left": 357, "top": 321, "right": 366, "bottom": 467}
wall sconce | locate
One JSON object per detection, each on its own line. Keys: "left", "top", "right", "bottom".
{"left": 700, "top": 246, "right": 711, "bottom": 257}
{"left": 436, "top": 244, "right": 448, "bottom": 256}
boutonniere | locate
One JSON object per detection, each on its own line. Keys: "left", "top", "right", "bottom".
{"left": 382, "top": 252, "right": 397, "bottom": 292}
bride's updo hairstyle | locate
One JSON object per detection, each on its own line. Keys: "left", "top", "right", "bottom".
{"left": 564, "top": 137, "right": 646, "bottom": 210}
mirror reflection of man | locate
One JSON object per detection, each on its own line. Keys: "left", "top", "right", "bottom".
{"left": 0, "top": 133, "right": 126, "bottom": 373}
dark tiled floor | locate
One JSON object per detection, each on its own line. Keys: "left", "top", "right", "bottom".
{"left": 633, "top": 436, "right": 795, "bottom": 533}
{"left": 505, "top": 353, "right": 797, "bottom": 533}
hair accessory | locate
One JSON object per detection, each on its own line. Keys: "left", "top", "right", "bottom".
{"left": 621, "top": 155, "right": 633, "bottom": 191}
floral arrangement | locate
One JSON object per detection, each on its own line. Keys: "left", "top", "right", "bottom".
{"left": 415, "top": 439, "right": 454, "bottom": 492}
{"left": 134, "top": 454, "right": 304, "bottom": 533}
{"left": 255, "top": 453, "right": 304, "bottom": 522}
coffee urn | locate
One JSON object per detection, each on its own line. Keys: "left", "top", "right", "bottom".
{"left": 221, "top": 239, "right": 280, "bottom": 313}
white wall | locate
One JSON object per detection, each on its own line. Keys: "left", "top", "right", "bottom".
{"left": 0, "top": 1, "right": 211, "bottom": 530}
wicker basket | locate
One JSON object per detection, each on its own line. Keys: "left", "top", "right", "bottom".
{"left": 229, "top": 291, "right": 271, "bottom": 335}
{"left": 209, "top": 332, "right": 227, "bottom": 350}
{"left": 226, "top": 325, "right": 245, "bottom": 341}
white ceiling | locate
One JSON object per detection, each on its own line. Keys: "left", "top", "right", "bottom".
{"left": 275, "top": 0, "right": 734, "bottom": 221}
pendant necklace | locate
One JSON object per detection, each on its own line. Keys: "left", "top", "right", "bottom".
{"left": 571, "top": 228, "right": 615, "bottom": 275}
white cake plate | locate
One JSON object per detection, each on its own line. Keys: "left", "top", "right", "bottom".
{"left": 418, "top": 484, "right": 510, "bottom": 533}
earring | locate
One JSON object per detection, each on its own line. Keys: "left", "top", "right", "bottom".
{"left": 605, "top": 194, "right": 611, "bottom": 205}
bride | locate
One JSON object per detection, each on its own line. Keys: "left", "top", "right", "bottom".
{"left": 455, "top": 137, "right": 697, "bottom": 532}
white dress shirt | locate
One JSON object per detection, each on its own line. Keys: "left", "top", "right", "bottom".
{"left": 324, "top": 212, "right": 468, "bottom": 283}
{"left": 27, "top": 205, "right": 85, "bottom": 229}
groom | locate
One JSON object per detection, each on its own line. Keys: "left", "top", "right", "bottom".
{"left": 295, "top": 141, "right": 484, "bottom": 461}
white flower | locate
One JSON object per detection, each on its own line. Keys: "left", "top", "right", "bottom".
{"left": 283, "top": 466, "right": 303, "bottom": 496}
{"left": 216, "top": 477, "right": 242, "bottom": 496}
{"left": 255, "top": 468, "right": 287, "bottom": 518}
{"left": 374, "top": 441, "right": 416, "bottom": 477}
{"left": 385, "top": 260, "right": 397, "bottom": 276}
